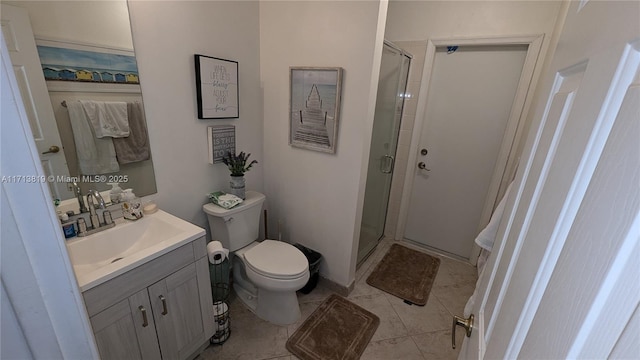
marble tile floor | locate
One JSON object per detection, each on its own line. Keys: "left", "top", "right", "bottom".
{"left": 199, "top": 238, "right": 477, "bottom": 360}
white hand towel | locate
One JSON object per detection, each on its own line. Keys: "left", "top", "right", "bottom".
{"left": 474, "top": 181, "right": 514, "bottom": 252}
{"left": 67, "top": 101, "right": 120, "bottom": 175}
{"left": 80, "top": 100, "right": 129, "bottom": 138}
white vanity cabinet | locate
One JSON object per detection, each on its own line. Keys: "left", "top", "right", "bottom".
{"left": 82, "top": 237, "right": 214, "bottom": 360}
{"left": 89, "top": 289, "right": 161, "bottom": 360}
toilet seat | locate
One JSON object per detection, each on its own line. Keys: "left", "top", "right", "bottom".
{"left": 243, "top": 240, "right": 308, "bottom": 280}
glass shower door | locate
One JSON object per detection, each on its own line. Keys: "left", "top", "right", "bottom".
{"left": 357, "top": 42, "right": 411, "bottom": 264}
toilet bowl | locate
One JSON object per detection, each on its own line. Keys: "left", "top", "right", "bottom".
{"left": 203, "top": 191, "right": 310, "bottom": 325}
{"left": 234, "top": 240, "right": 309, "bottom": 324}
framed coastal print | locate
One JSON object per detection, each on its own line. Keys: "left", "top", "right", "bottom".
{"left": 195, "top": 55, "right": 239, "bottom": 119}
{"left": 289, "top": 67, "right": 343, "bottom": 154}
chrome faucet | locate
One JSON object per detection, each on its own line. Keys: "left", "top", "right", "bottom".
{"left": 87, "top": 189, "right": 106, "bottom": 210}
{"left": 86, "top": 189, "right": 106, "bottom": 230}
{"left": 71, "top": 181, "right": 88, "bottom": 213}
{"left": 69, "top": 188, "right": 115, "bottom": 237}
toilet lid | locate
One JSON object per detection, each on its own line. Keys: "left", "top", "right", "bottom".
{"left": 243, "top": 240, "right": 308, "bottom": 279}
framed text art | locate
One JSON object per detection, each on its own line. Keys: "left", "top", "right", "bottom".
{"left": 195, "top": 55, "right": 239, "bottom": 119}
{"left": 289, "top": 67, "right": 343, "bottom": 153}
{"left": 207, "top": 125, "right": 236, "bottom": 164}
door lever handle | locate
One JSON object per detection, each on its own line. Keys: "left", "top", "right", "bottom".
{"left": 42, "top": 145, "right": 60, "bottom": 154}
{"left": 418, "top": 162, "right": 431, "bottom": 171}
{"left": 452, "top": 314, "right": 474, "bottom": 349}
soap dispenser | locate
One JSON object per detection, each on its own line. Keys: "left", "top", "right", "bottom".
{"left": 108, "top": 182, "right": 123, "bottom": 204}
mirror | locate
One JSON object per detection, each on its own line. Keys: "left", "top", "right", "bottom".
{"left": 3, "top": 0, "right": 156, "bottom": 204}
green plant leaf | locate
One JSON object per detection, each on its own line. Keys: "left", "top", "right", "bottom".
{"left": 222, "top": 151, "right": 258, "bottom": 176}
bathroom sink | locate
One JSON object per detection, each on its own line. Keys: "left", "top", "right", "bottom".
{"left": 66, "top": 209, "right": 205, "bottom": 291}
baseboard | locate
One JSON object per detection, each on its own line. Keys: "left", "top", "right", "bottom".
{"left": 187, "top": 341, "right": 210, "bottom": 360}
{"left": 318, "top": 275, "right": 354, "bottom": 297}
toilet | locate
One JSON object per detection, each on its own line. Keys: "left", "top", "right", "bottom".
{"left": 203, "top": 191, "right": 309, "bottom": 325}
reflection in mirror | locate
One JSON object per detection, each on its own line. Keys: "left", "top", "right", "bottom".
{"left": 2, "top": 0, "right": 156, "bottom": 207}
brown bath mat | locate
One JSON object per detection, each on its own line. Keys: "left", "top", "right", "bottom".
{"left": 286, "top": 294, "right": 379, "bottom": 360}
{"left": 366, "top": 244, "right": 440, "bottom": 306}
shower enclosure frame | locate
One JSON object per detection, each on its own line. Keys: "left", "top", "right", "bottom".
{"left": 357, "top": 40, "right": 412, "bottom": 265}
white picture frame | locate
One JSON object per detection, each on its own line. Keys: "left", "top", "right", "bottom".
{"left": 289, "top": 67, "right": 343, "bottom": 154}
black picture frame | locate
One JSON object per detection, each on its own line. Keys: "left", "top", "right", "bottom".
{"left": 194, "top": 54, "right": 239, "bottom": 119}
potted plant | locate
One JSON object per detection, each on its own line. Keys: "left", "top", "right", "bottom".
{"left": 221, "top": 151, "right": 258, "bottom": 199}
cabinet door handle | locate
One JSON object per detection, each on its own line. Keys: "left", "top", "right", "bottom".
{"left": 139, "top": 306, "right": 148, "bottom": 327}
{"left": 159, "top": 295, "right": 168, "bottom": 315}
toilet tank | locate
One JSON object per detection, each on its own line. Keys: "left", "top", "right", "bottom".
{"left": 203, "top": 191, "right": 266, "bottom": 252}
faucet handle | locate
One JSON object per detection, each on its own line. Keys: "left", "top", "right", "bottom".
{"left": 72, "top": 182, "right": 89, "bottom": 214}
{"left": 103, "top": 210, "right": 113, "bottom": 225}
{"left": 77, "top": 218, "right": 87, "bottom": 234}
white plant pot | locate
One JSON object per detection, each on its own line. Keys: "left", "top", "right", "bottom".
{"left": 229, "top": 175, "right": 246, "bottom": 199}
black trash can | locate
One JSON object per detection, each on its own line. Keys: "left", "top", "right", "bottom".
{"left": 294, "top": 244, "right": 322, "bottom": 294}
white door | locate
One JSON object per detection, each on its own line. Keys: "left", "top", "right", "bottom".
{"left": 459, "top": 1, "right": 640, "bottom": 358}
{"left": 1, "top": 4, "right": 72, "bottom": 200}
{"left": 404, "top": 44, "right": 528, "bottom": 259}
{"left": 2, "top": 28, "right": 98, "bottom": 359}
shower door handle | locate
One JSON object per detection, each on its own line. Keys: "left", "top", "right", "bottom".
{"left": 381, "top": 155, "right": 395, "bottom": 174}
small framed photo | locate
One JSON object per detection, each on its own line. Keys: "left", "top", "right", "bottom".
{"left": 289, "top": 67, "right": 343, "bottom": 154}
{"left": 207, "top": 125, "right": 235, "bottom": 164}
{"left": 195, "top": 54, "right": 239, "bottom": 119}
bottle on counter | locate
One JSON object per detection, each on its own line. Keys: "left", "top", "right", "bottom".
{"left": 108, "top": 182, "right": 123, "bottom": 204}
{"left": 58, "top": 211, "right": 76, "bottom": 238}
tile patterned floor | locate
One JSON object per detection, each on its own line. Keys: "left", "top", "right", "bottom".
{"left": 199, "top": 239, "right": 477, "bottom": 360}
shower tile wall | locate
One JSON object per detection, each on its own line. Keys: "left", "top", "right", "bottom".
{"left": 384, "top": 41, "right": 427, "bottom": 238}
